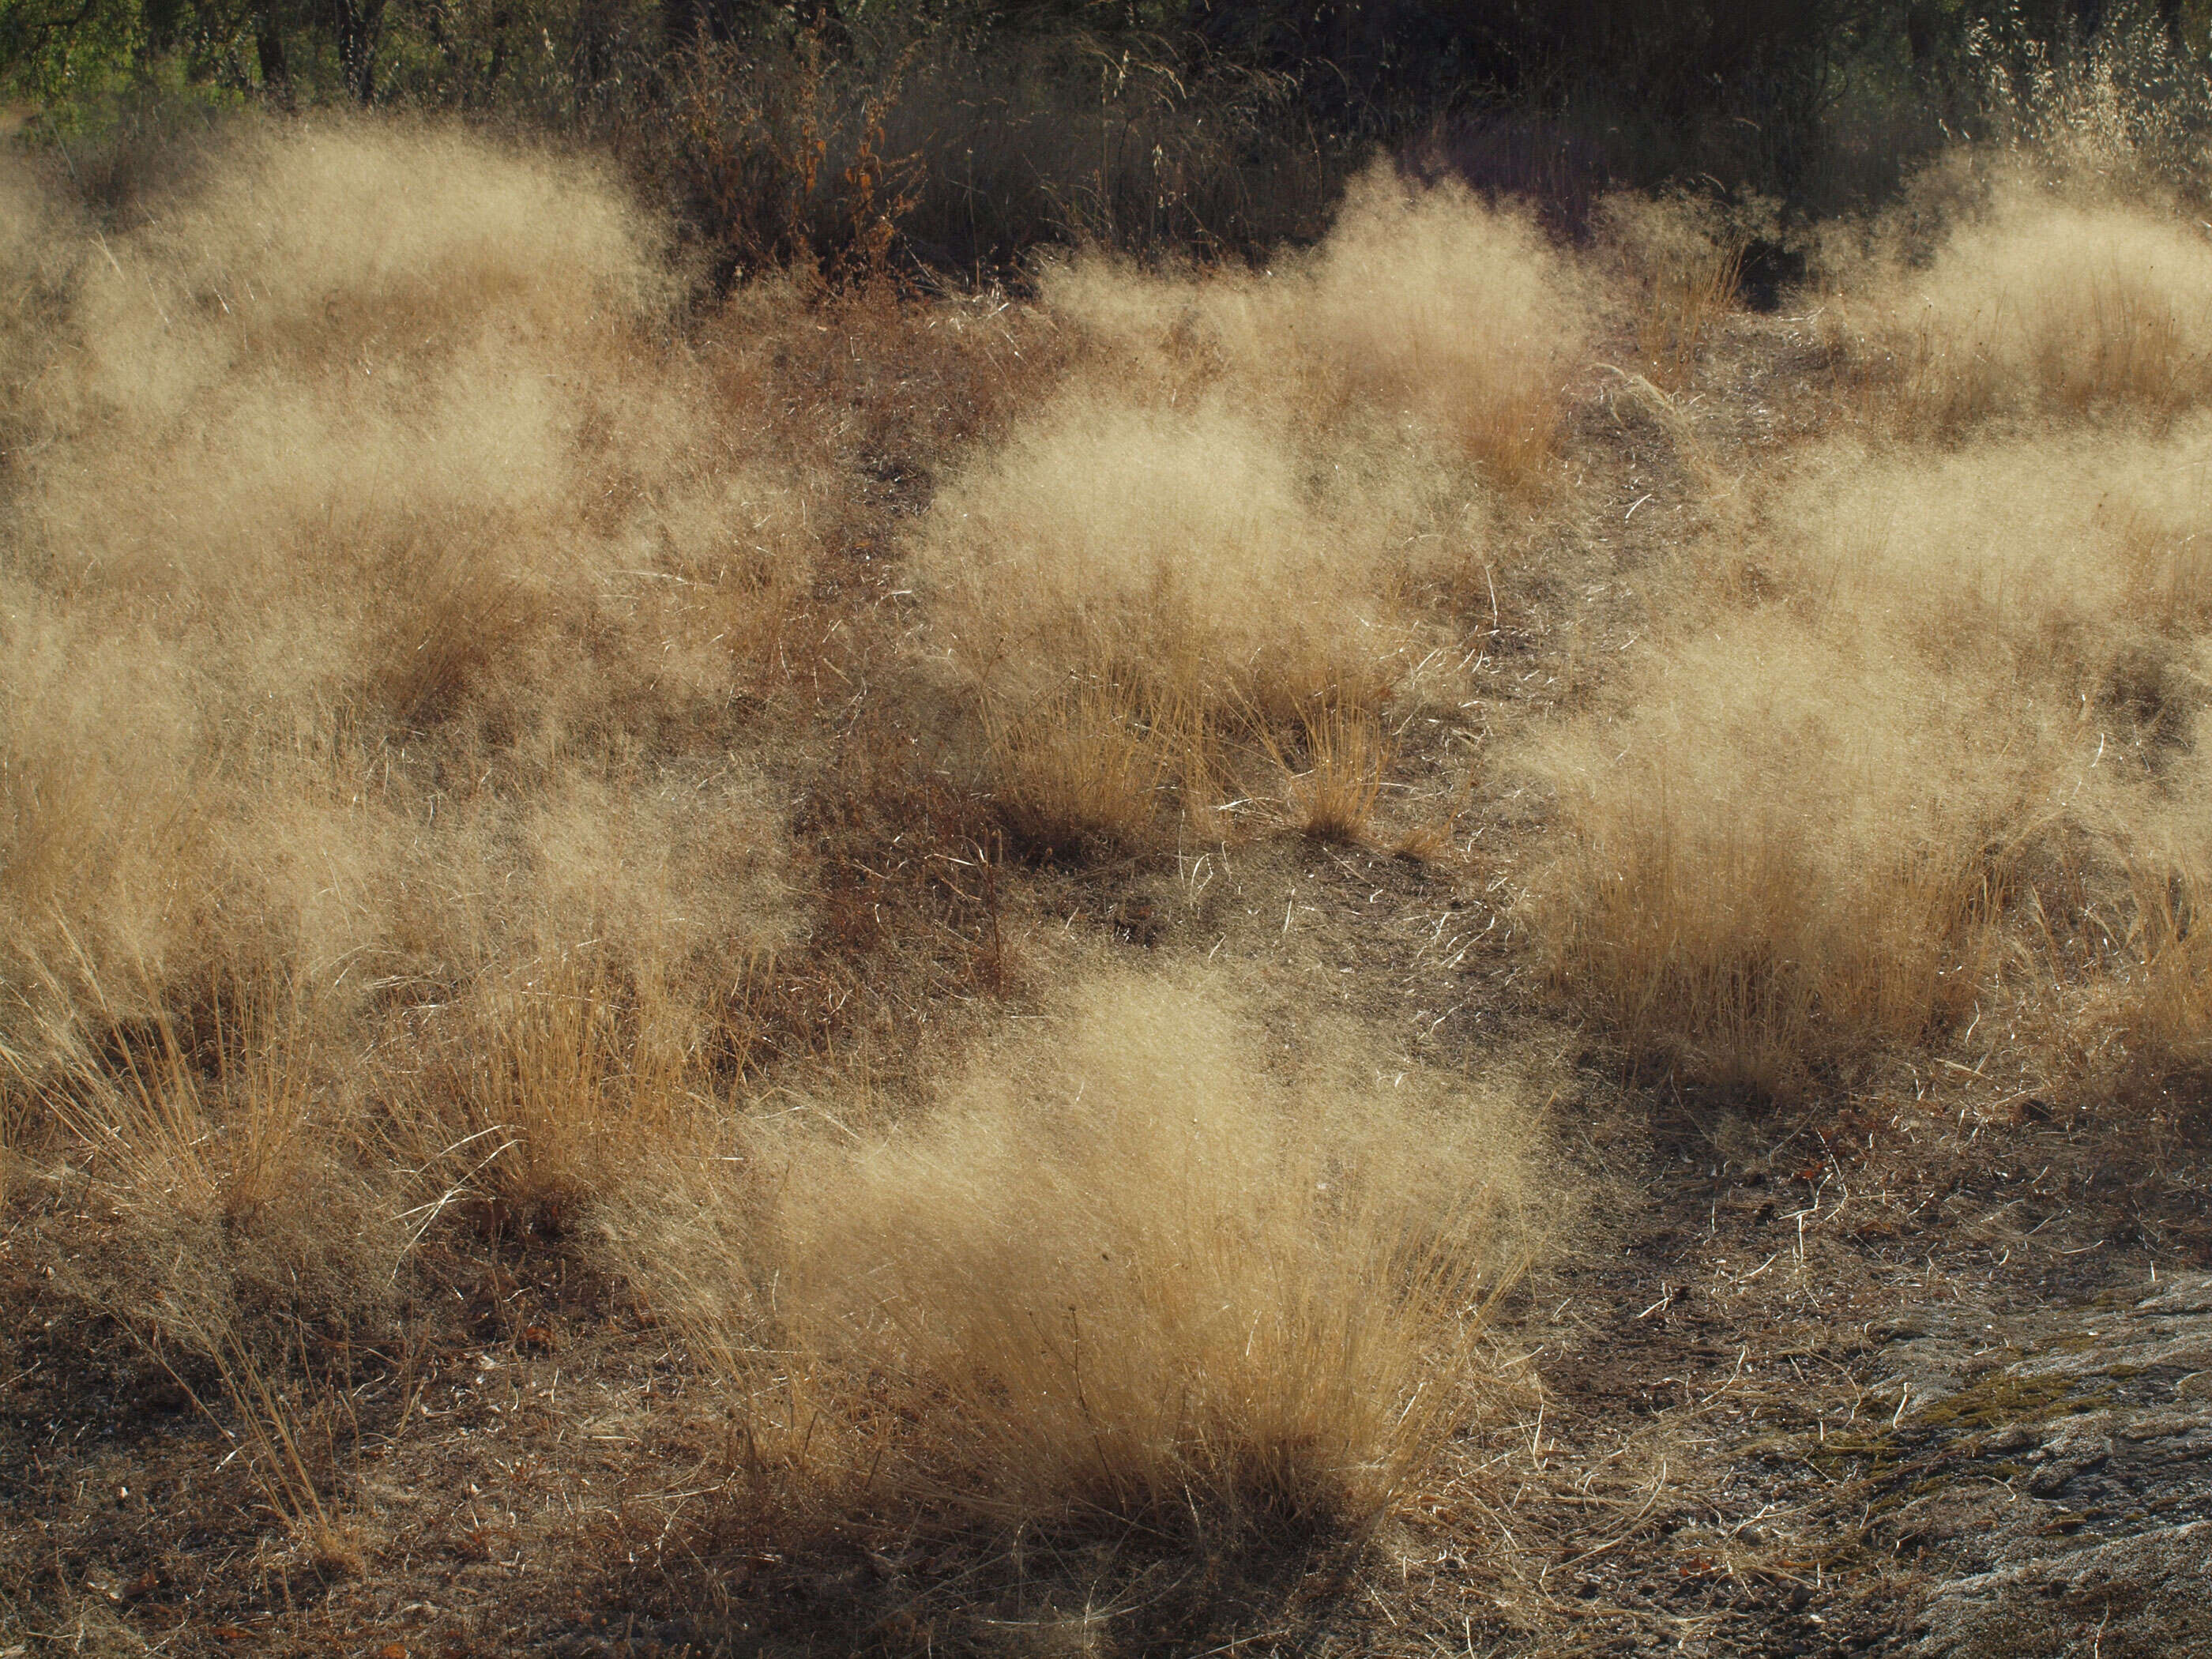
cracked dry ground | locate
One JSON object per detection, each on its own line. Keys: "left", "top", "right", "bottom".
{"left": 7, "top": 307, "right": 2212, "bottom": 1658}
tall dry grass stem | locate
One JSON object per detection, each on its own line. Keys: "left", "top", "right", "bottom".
{"left": 1263, "top": 700, "right": 1392, "bottom": 846}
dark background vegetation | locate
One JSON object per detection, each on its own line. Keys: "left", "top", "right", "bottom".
{"left": 4, "top": 2, "right": 2210, "bottom": 280}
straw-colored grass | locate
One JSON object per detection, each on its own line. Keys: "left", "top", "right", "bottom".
{"left": 1529, "top": 620, "right": 2060, "bottom": 1093}
{"left": 1526, "top": 407, "right": 2212, "bottom": 1094}
{"left": 917, "top": 390, "right": 1467, "bottom": 856}
{"left": 2, "top": 121, "right": 1578, "bottom": 1596}
{"left": 604, "top": 970, "right": 1538, "bottom": 1541}
{"left": 0, "top": 119, "right": 806, "bottom": 1085}
{"left": 397, "top": 951, "right": 706, "bottom": 1233}
{"left": 1273, "top": 700, "right": 1393, "bottom": 846}
{"left": 912, "top": 167, "right": 1586, "bottom": 861}
{"left": 984, "top": 674, "right": 1218, "bottom": 861}
{"left": 1601, "top": 191, "right": 1753, "bottom": 392}
{"left": 1831, "top": 179, "right": 2212, "bottom": 432}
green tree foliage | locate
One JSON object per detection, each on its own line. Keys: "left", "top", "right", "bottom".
{"left": 4, "top": 0, "right": 2209, "bottom": 269}
{"left": 6, "top": 0, "right": 2202, "bottom": 116}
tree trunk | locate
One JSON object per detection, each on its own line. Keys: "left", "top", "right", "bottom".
{"left": 254, "top": 7, "right": 291, "bottom": 104}
{"left": 329, "top": 0, "right": 385, "bottom": 103}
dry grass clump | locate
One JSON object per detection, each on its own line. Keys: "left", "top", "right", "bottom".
{"left": 396, "top": 950, "right": 709, "bottom": 1234}
{"left": 923, "top": 397, "right": 1447, "bottom": 713}
{"left": 2098, "top": 849, "right": 2212, "bottom": 1076}
{"left": 1529, "top": 412, "right": 2212, "bottom": 1095}
{"left": 608, "top": 969, "right": 1536, "bottom": 1543}
{"left": 0, "top": 118, "right": 810, "bottom": 1083}
{"left": 0, "top": 121, "right": 841, "bottom": 1589}
{"left": 1292, "top": 167, "right": 1591, "bottom": 490}
{"left": 1833, "top": 179, "right": 2212, "bottom": 431}
{"left": 22, "top": 980, "right": 384, "bottom": 1582}
{"left": 1529, "top": 620, "right": 2065, "bottom": 1094}
{"left": 920, "top": 393, "right": 1467, "bottom": 854}
{"left": 1269, "top": 700, "right": 1393, "bottom": 846}
{"left": 1044, "top": 164, "right": 1592, "bottom": 492}
{"left": 920, "top": 169, "right": 1579, "bottom": 856}
{"left": 0, "top": 163, "right": 76, "bottom": 457}
{"left": 0, "top": 620, "right": 212, "bottom": 1038}
{"left": 56, "top": 121, "right": 668, "bottom": 408}
{"left": 1761, "top": 427, "right": 2212, "bottom": 713}
{"left": 23, "top": 976, "right": 401, "bottom": 1359}
{"left": 983, "top": 675, "right": 1215, "bottom": 862}
{"left": 2, "top": 109, "right": 1582, "bottom": 1646}
{"left": 927, "top": 399, "right": 1376, "bottom": 708}
{"left": 2090, "top": 752, "right": 2212, "bottom": 1079}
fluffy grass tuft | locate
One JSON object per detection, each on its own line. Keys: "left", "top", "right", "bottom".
{"left": 1529, "top": 623, "right": 2048, "bottom": 1094}
{"left": 1526, "top": 406, "right": 2212, "bottom": 1095}
{"left": 913, "top": 166, "right": 1584, "bottom": 863}
{"left": 1833, "top": 179, "right": 2212, "bottom": 432}
{"left": 1601, "top": 191, "right": 1755, "bottom": 392}
{"left": 606, "top": 972, "right": 1537, "bottom": 1543}
{"left": 984, "top": 675, "right": 1217, "bottom": 861}
{"left": 0, "top": 118, "right": 805, "bottom": 1085}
